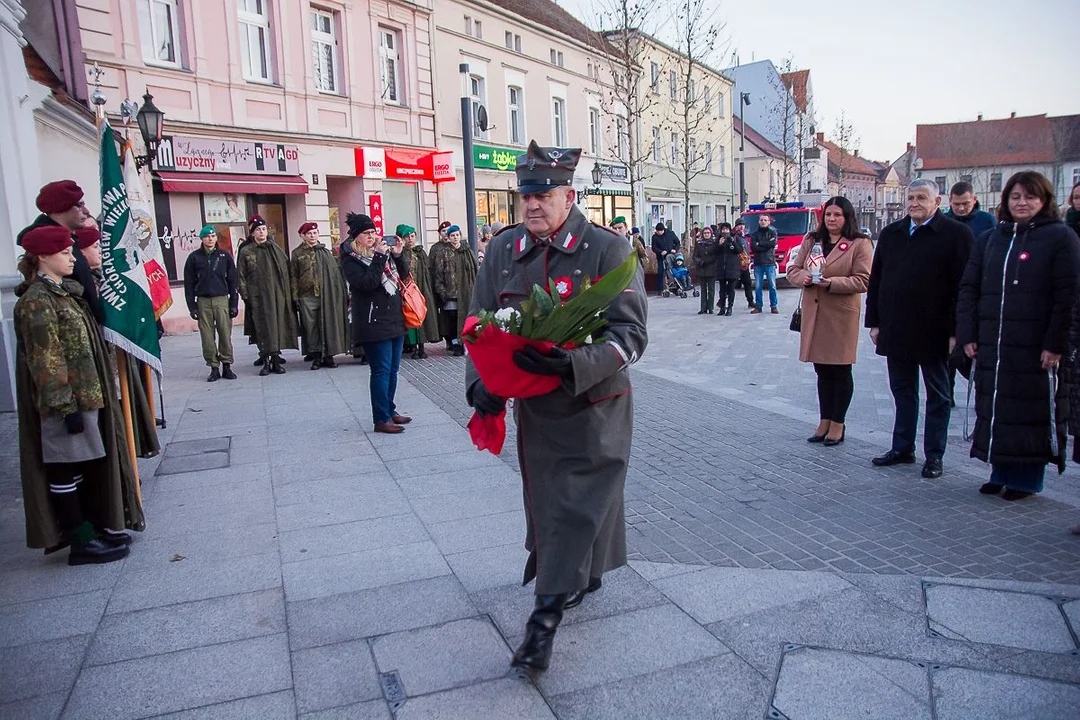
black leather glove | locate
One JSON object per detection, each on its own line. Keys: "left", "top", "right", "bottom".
{"left": 292, "top": 300, "right": 300, "bottom": 312}
{"left": 513, "top": 346, "right": 573, "bottom": 377}
{"left": 229, "top": 307, "right": 238, "bottom": 319}
{"left": 190, "top": 310, "right": 199, "bottom": 321}
{"left": 472, "top": 381, "right": 507, "bottom": 417}
{"left": 63, "top": 412, "right": 85, "bottom": 435}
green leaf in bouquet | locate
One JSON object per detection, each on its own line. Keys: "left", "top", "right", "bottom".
{"left": 531, "top": 251, "right": 639, "bottom": 344}
{"left": 532, "top": 284, "right": 555, "bottom": 317}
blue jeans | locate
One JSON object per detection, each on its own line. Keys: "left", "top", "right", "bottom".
{"left": 989, "top": 462, "right": 1046, "bottom": 493}
{"left": 362, "top": 336, "right": 404, "bottom": 424}
{"left": 754, "top": 265, "right": 778, "bottom": 309}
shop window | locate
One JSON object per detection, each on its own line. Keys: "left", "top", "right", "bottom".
{"left": 475, "top": 190, "right": 515, "bottom": 228}
{"left": 310, "top": 8, "right": 340, "bottom": 94}
{"left": 508, "top": 86, "right": 525, "bottom": 146}
{"left": 552, "top": 97, "right": 567, "bottom": 146}
{"left": 238, "top": 0, "right": 273, "bottom": 82}
{"left": 379, "top": 27, "right": 403, "bottom": 105}
{"left": 138, "top": 0, "right": 183, "bottom": 67}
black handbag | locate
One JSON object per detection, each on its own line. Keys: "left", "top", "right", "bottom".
{"left": 789, "top": 296, "right": 802, "bottom": 332}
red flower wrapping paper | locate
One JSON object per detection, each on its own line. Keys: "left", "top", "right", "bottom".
{"left": 463, "top": 316, "right": 566, "bottom": 455}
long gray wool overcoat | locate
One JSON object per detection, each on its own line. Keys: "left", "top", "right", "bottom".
{"left": 466, "top": 205, "right": 649, "bottom": 595}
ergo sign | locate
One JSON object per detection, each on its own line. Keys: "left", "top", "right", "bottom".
{"left": 359, "top": 148, "right": 387, "bottom": 179}
{"left": 354, "top": 147, "right": 455, "bottom": 183}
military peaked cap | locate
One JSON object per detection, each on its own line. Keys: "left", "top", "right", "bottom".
{"left": 515, "top": 140, "right": 581, "bottom": 195}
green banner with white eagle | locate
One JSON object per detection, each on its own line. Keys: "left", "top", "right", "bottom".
{"left": 98, "top": 119, "right": 162, "bottom": 374}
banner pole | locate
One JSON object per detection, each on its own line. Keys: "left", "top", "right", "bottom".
{"left": 143, "top": 362, "right": 156, "bottom": 422}
{"left": 116, "top": 349, "right": 143, "bottom": 505}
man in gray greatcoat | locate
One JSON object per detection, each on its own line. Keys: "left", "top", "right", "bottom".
{"left": 466, "top": 141, "right": 649, "bottom": 672}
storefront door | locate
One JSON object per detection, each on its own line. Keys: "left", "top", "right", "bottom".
{"left": 253, "top": 196, "right": 288, "bottom": 255}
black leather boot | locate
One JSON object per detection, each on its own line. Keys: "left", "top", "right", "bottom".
{"left": 271, "top": 355, "right": 286, "bottom": 374}
{"left": 417, "top": 344, "right": 427, "bottom": 359}
{"left": 564, "top": 577, "right": 603, "bottom": 610}
{"left": 258, "top": 356, "right": 271, "bottom": 376}
{"left": 321, "top": 355, "right": 337, "bottom": 369}
{"left": 511, "top": 594, "right": 567, "bottom": 671}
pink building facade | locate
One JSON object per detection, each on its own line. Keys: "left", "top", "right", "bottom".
{"left": 24, "top": 0, "right": 450, "bottom": 330}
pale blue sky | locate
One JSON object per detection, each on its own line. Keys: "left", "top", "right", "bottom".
{"left": 557, "top": 0, "right": 1079, "bottom": 162}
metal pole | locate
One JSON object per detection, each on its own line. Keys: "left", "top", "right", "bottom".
{"left": 738, "top": 93, "right": 746, "bottom": 213}
{"left": 460, "top": 64, "right": 478, "bottom": 253}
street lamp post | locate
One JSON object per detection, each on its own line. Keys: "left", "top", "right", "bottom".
{"left": 738, "top": 91, "right": 751, "bottom": 213}
{"left": 459, "top": 64, "right": 479, "bottom": 252}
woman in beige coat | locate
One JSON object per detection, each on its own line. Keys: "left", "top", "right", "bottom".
{"left": 787, "top": 196, "right": 873, "bottom": 446}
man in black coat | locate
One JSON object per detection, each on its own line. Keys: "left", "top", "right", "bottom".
{"left": 650, "top": 222, "right": 680, "bottom": 294}
{"left": 866, "top": 179, "right": 974, "bottom": 479}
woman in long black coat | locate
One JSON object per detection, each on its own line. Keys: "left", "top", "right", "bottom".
{"left": 692, "top": 225, "right": 719, "bottom": 314}
{"left": 956, "top": 171, "right": 1080, "bottom": 500}
{"left": 714, "top": 223, "right": 743, "bottom": 316}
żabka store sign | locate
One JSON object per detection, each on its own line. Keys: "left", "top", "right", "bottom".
{"left": 354, "top": 147, "right": 456, "bottom": 183}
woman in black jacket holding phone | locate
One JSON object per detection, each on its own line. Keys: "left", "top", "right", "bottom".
{"left": 339, "top": 213, "right": 412, "bottom": 434}
{"left": 714, "top": 223, "right": 743, "bottom": 316}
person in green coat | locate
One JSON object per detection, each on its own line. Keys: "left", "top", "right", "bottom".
{"left": 290, "top": 222, "right": 348, "bottom": 370}
{"left": 398, "top": 224, "right": 439, "bottom": 359}
{"left": 14, "top": 226, "right": 144, "bottom": 565}
{"left": 428, "top": 224, "right": 478, "bottom": 356}
{"left": 236, "top": 215, "right": 297, "bottom": 375}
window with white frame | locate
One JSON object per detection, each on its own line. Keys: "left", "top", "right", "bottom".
{"left": 704, "top": 85, "right": 711, "bottom": 111}
{"left": 557, "top": 51, "right": 564, "bottom": 66}
{"left": 550, "top": 49, "right": 557, "bottom": 64}
{"left": 138, "top": 0, "right": 182, "bottom": 66}
{"left": 669, "top": 70, "right": 677, "bottom": 100}
{"left": 1072, "top": 167, "right": 1080, "bottom": 186}
{"left": 690, "top": 138, "right": 698, "bottom": 169}
{"left": 990, "top": 172, "right": 1003, "bottom": 192}
{"left": 650, "top": 62, "right": 659, "bottom": 93}
{"left": 508, "top": 86, "right": 524, "bottom": 145}
{"left": 617, "top": 117, "right": 627, "bottom": 161}
{"left": 552, "top": 97, "right": 567, "bottom": 146}
{"left": 379, "top": 27, "right": 403, "bottom": 105}
{"left": 670, "top": 132, "right": 678, "bottom": 164}
{"left": 470, "top": 75, "right": 487, "bottom": 139}
{"left": 705, "top": 141, "right": 713, "bottom": 172}
{"left": 718, "top": 91, "right": 725, "bottom": 116}
{"left": 238, "top": 0, "right": 272, "bottom": 81}
{"left": 589, "top": 108, "right": 601, "bottom": 155}
{"left": 687, "top": 78, "right": 695, "bottom": 103}
{"left": 652, "top": 126, "right": 661, "bottom": 163}
{"left": 474, "top": 20, "right": 482, "bottom": 39}
{"left": 505, "top": 31, "right": 521, "bottom": 51}
{"left": 719, "top": 145, "right": 726, "bottom": 175}
{"left": 310, "top": 8, "right": 340, "bottom": 93}
{"left": 464, "top": 16, "right": 472, "bottom": 35}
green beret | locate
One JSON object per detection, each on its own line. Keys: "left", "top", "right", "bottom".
{"left": 609, "top": 216, "right": 627, "bottom": 227}
{"left": 198, "top": 225, "right": 216, "bottom": 238}
{"left": 395, "top": 224, "right": 415, "bottom": 237}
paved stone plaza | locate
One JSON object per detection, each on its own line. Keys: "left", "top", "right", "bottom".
{"left": 1, "top": 289, "right": 1079, "bottom": 719}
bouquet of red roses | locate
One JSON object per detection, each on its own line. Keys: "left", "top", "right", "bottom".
{"left": 463, "top": 252, "right": 640, "bottom": 454}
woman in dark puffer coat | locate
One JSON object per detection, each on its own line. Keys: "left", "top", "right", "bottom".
{"left": 956, "top": 171, "right": 1080, "bottom": 500}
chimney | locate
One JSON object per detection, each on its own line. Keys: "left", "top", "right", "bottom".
{"left": 977, "top": 113, "right": 983, "bottom": 121}
{"left": 1010, "top": 111, "right": 1016, "bottom": 119}
{"left": 816, "top": 131, "right": 824, "bottom": 143}
{"left": 906, "top": 142, "right": 913, "bottom": 152}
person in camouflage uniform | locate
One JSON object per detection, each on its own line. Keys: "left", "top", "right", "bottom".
{"left": 428, "top": 224, "right": 478, "bottom": 356}
{"left": 290, "top": 222, "right": 348, "bottom": 370}
{"left": 237, "top": 215, "right": 297, "bottom": 375}
{"left": 14, "top": 225, "right": 143, "bottom": 566}
{"left": 398, "top": 224, "right": 439, "bottom": 359}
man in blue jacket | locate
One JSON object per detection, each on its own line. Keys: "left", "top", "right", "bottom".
{"left": 945, "top": 182, "right": 996, "bottom": 240}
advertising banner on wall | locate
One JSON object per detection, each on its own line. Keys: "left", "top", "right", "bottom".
{"left": 154, "top": 135, "right": 301, "bottom": 175}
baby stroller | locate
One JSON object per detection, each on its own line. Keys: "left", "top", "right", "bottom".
{"left": 663, "top": 253, "right": 699, "bottom": 299}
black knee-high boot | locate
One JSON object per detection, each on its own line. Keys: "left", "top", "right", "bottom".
{"left": 511, "top": 594, "right": 568, "bottom": 671}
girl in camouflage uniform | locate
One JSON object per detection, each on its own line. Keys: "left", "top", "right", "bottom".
{"left": 14, "top": 226, "right": 142, "bottom": 565}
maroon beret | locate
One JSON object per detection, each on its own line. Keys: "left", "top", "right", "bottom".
{"left": 35, "top": 180, "right": 84, "bottom": 214}
{"left": 248, "top": 215, "right": 267, "bottom": 231}
{"left": 298, "top": 222, "right": 318, "bottom": 235}
{"left": 74, "top": 226, "right": 102, "bottom": 250}
{"left": 21, "top": 226, "right": 74, "bottom": 256}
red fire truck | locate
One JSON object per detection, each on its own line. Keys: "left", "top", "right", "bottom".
{"left": 738, "top": 201, "right": 824, "bottom": 281}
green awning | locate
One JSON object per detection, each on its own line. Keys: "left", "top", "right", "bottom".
{"left": 586, "top": 188, "right": 631, "bottom": 196}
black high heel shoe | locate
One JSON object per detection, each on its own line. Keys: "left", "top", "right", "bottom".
{"left": 824, "top": 428, "right": 846, "bottom": 447}
{"left": 807, "top": 434, "right": 826, "bottom": 443}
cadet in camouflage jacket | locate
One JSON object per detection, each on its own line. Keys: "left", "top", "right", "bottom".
{"left": 14, "top": 276, "right": 104, "bottom": 417}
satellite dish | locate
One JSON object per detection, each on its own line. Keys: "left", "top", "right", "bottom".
{"left": 477, "top": 105, "right": 490, "bottom": 132}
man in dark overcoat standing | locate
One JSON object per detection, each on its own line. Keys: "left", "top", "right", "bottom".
{"left": 466, "top": 141, "right": 648, "bottom": 672}
{"left": 866, "top": 179, "right": 973, "bottom": 479}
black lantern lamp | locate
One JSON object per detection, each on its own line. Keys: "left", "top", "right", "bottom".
{"left": 591, "top": 161, "right": 603, "bottom": 186}
{"left": 134, "top": 90, "right": 165, "bottom": 170}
